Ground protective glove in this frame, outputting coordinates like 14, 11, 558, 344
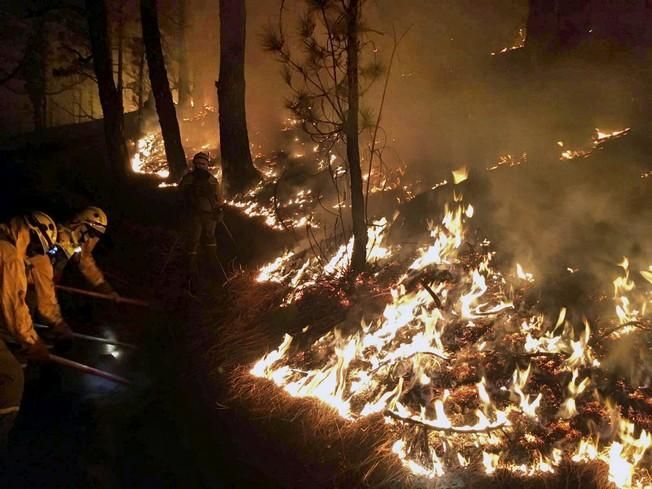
25, 339, 50, 363
51, 321, 74, 352
95, 281, 118, 298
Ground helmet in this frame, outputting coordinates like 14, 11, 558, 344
192, 152, 210, 171
24, 211, 58, 254
71, 206, 108, 235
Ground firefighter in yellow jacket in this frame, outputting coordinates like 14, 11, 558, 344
54, 207, 113, 294
28, 207, 113, 349
0, 212, 55, 452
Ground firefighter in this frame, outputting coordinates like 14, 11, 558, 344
0, 212, 55, 452
179, 152, 224, 290
52, 206, 115, 296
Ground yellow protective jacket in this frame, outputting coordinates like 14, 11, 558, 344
58, 226, 105, 287
78, 237, 105, 287
0, 218, 39, 346
28, 254, 64, 326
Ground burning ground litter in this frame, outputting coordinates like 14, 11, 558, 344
247, 178, 652, 488
130, 107, 652, 487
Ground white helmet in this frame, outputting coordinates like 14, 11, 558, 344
24, 211, 58, 254
71, 206, 108, 235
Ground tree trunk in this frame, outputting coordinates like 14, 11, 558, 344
116, 0, 124, 94
140, 0, 187, 181
345, 0, 367, 274
177, 0, 192, 112
24, 18, 47, 132
85, 0, 130, 182
136, 43, 146, 133
218, 0, 258, 196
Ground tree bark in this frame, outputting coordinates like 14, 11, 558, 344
218, 0, 258, 196
177, 0, 192, 111
141, 0, 187, 181
85, 0, 129, 182
345, 0, 367, 273
136, 42, 146, 133
116, 0, 124, 94
24, 18, 47, 132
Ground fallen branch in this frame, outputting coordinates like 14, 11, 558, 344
594, 320, 652, 343
419, 279, 442, 308
384, 409, 507, 434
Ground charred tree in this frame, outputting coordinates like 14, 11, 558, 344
85, 0, 130, 181
116, 0, 125, 94
131, 38, 147, 133
24, 17, 48, 131
345, 0, 367, 273
217, 0, 258, 196
140, 0, 187, 180
177, 0, 191, 111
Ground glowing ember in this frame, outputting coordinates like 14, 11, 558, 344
490, 27, 526, 56
487, 153, 527, 172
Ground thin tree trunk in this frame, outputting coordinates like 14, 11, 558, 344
117, 0, 124, 94
136, 44, 146, 132
25, 18, 47, 132
86, 0, 129, 182
177, 0, 191, 111
218, 0, 258, 196
346, 0, 367, 273
141, 0, 187, 180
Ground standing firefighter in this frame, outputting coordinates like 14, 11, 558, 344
179, 152, 224, 291
0, 213, 54, 452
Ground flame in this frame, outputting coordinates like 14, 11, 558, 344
595, 127, 630, 142
130, 132, 170, 178
560, 127, 631, 161
250, 188, 652, 486
608, 257, 649, 338
451, 166, 469, 185
516, 263, 534, 282
255, 219, 393, 303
